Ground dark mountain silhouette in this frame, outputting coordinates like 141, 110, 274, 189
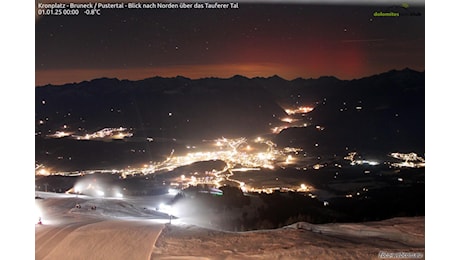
274, 68, 425, 156
36, 76, 286, 140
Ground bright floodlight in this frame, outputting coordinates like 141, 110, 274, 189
168, 188, 179, 195
159, 203, 174, 215
35, 203, 42, 224
96, 190, 105, 197
368, 161, 379, 166
37, 168, 50, 176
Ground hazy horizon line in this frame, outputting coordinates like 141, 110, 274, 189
36, 67, 423, 87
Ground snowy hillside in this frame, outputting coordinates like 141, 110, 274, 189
35, 192, 424, 259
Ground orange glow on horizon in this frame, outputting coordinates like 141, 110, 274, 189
35, 62, 362, 86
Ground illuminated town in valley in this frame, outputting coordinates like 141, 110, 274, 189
36, 104, 327, 195
36, 131, 425, 198
35, 70, 425, 214
46, 127, 133, 140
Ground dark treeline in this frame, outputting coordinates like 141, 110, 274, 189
174, 183, 424, 231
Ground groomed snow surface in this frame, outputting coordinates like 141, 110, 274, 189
35, 192, 424, 259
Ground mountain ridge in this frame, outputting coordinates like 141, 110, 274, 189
36, 68, 423, 88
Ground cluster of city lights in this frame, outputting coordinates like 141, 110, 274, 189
271, 126, 290, 134
47, 131, 72, 138
35, 164, 50, 176
281, 117, 297, 123
139, 137, 290, 176
167, 171, 226, 192
284, 106, 314, 115
240, 184, 313, 194
46, 127, 134, 140
344, 152, 379, 166
37, 137, 307, 194
270, 106, 314, 134
36, 139, 425, 197
390, 152, 425, 168
271, 122, 310, 134
74, 127, 133, 140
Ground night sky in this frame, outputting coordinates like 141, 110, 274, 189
35, 2, 424, 86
